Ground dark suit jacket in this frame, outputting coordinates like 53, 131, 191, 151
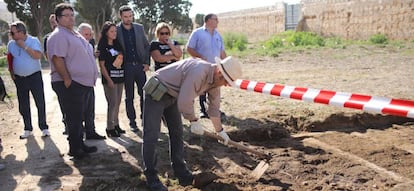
116, 22, 150, 65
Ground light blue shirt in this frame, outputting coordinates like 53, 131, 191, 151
7, 35, 42, 76
187, 25, 225, 63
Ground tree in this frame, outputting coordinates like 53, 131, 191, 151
75, 0, 129, 41
132, 0, 193, 40
5, 0, 64, 38
0, 19, 9, 46
194, 13, 205, 28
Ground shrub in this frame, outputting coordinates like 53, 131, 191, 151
369, 34, 388, 44
0, 56, 7, 73
0, 46, 7, 56
223, 33, 248, 51
286, 32, 325, 47
264, 36, 284, 49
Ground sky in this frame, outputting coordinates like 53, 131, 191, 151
189, 0, 300, 17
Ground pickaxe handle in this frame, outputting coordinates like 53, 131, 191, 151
203, 130, 269, 159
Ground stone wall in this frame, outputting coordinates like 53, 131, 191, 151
217, 3, 286, 43
216, 0, 414, 42
300, 0, 414, 40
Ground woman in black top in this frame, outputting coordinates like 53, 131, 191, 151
97, 21, 125, 137
150, 22, 182, 71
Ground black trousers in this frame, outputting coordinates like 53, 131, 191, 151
52, 81, 92, 152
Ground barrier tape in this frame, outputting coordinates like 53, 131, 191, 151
234, 79, 414, 119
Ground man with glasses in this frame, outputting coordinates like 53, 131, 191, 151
44, 13, 69, 134
47, 3, 99, 159
7, 21, 50, 139
186, 13, 227, 120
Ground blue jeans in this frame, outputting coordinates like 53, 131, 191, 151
13, 71, 48, 131
142, 93, 191, 178
124, 63, 146, 127
52, 81, 92, 151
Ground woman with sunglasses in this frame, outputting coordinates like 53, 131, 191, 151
150, 22, 182, 71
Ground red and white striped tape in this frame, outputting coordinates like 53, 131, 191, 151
234, 79, 414, 119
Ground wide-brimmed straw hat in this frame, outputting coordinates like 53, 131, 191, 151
215, 56, 242, 86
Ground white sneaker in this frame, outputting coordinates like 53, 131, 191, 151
19, 130, 33, 139
42, 129, 50, 137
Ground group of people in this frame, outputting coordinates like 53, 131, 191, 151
6, 3, 242, 190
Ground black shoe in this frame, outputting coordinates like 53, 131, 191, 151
199, 111, 209, 119
82, 144, 98, 153
85, 132, 106, 140
178, 175, 194, 186
192, 172, 219, 188
68, 149, 88, 159
114, 125, 125, 134
106, 129, 120, 137
146, 175, 167, 191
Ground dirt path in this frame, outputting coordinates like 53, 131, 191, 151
0, 43, 414, 190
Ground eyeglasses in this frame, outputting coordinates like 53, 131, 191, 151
61, 13, 74, 17
160, 32, 170, 36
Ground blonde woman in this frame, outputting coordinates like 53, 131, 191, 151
150, 22, 182, 71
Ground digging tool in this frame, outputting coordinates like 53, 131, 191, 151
202, 129, 270, 180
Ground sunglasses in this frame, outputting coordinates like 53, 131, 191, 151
160, 32, 170, 36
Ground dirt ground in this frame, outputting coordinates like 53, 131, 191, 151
0, 43, 414, 191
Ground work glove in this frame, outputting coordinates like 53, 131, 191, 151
217, 130, 230, 145
190, 121, 204, 135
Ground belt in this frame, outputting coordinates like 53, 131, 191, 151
14, 71, 40, 78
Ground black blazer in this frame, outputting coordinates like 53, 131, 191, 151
116, 22, 150, 65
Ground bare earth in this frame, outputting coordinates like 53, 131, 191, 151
1, 43, 414, 191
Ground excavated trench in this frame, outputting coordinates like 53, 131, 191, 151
227, 112, 414, 142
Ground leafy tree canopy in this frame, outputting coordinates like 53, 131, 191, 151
0, 19, 9, 45
132, 0, 193, 40
75, 0, 129, 40
5, 0, 64, 38
195, 13, 204, 28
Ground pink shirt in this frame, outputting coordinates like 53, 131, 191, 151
47, 26, 98, 87
155, 58, 221, 120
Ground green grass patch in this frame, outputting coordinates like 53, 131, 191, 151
226, 31, 412, 58
285, 31, 325, 47
369, 33, 388, 44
